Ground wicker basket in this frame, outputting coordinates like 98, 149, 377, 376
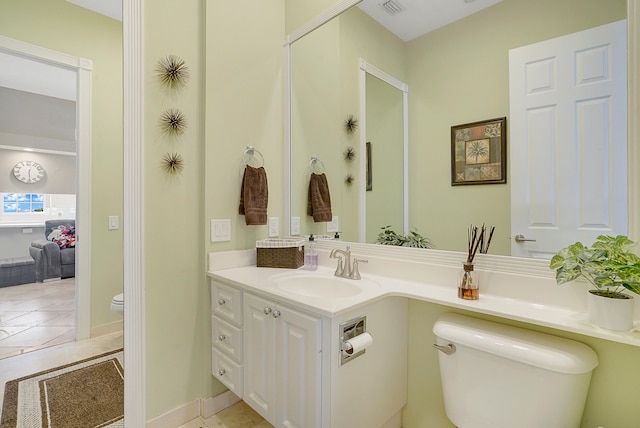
256, 238, 305, 269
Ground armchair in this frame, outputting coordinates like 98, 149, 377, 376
29, 219, 76, 282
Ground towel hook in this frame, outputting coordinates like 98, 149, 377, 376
309, 156, 326, 174
243, 146, 264, 168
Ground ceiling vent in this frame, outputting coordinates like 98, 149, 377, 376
379, 0, 405, 15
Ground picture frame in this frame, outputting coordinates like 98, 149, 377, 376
451, 117, 506, 185
366, 142, 372, 191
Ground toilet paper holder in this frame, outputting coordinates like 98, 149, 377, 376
340, 315, 367, 366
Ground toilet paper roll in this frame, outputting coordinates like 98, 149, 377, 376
344, 332, 373, 355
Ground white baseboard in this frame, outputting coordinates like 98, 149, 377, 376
145, 391, 241, 427
90, 319, 123, 338
146, 399, 201, 428
201, 390, 241, 419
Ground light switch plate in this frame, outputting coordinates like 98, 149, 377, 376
211, 219, 231, 242
108, 216, 119, 230
327, 216, 339, 233
268, 217, 279, 237
291, 217, 301, 235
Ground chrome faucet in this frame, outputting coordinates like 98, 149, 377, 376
330, 246, 368, 280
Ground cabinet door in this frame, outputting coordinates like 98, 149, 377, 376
243, 293, 276, 422
276, 305, 322, 428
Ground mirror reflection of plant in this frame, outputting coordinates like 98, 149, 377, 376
344, 147, 356, 162
374, 225, 435, 249
344, 115, 358, 134
550, 235, 640, 298
344, 174, 355, 186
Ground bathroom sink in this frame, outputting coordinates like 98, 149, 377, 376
272, 272, 379, 299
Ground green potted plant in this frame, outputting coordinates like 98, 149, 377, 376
374, 226, 435, 249
550, 235, 640, 331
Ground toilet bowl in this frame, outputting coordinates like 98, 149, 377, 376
433, 313, 599, 428
110, 293, 124, 314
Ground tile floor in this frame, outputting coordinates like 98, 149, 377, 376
0, 279, 269, 427
178, 400, 273, 428
0, 278, 75, 359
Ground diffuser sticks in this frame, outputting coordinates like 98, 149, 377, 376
460, 224, 495, 301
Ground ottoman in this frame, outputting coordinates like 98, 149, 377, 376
0, 257, 36, 288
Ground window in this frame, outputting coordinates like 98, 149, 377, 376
3, 193, 45, 213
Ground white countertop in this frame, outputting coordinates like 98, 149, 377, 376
208, 246, 640, 348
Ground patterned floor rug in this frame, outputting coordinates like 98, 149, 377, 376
0, 349, 123, 428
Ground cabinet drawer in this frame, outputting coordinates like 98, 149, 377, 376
212, 281, 243, 326
212, 348, 244, 397
212, 316, 243, 363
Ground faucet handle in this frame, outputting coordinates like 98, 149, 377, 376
334, 257, 344, 276
352, 258, 368, 280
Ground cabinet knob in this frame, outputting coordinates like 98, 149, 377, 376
218, 369, 226, 376
218, 335, 226, 342
273, 310, 281, 318
218, 299, 226, 306
264, 307, 272, 315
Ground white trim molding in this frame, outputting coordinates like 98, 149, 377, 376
123, 0, 145, 426
0, 35, 93, 342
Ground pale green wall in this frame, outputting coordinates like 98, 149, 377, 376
0, 0, 124, 328
144, 0, 214, 419
406, 0, 626, 255
204, 0, 285, 252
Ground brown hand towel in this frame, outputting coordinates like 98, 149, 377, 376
239, 165, 268, 225
307, 172, 332, 222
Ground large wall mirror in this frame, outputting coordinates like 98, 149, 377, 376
286, 0, 632, 258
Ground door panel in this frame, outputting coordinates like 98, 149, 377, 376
509, 20, 627, 257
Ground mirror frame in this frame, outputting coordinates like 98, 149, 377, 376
358, 59, 409, 241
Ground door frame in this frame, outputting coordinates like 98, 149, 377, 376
0, 35, 92, 340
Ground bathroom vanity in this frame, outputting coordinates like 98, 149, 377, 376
208, 241, 640, 428
210, 267, 408, 428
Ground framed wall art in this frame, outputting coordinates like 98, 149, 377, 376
451, 117, 506, 185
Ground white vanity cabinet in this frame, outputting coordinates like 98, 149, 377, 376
210, 275, 408, 428
211, 281, 244, 396
243, 292, 322, 428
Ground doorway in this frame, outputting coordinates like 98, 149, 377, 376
0, 36, 92, 346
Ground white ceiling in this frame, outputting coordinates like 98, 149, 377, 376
358, 0, 503, 41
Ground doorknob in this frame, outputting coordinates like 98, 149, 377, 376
514, 234, 537, 243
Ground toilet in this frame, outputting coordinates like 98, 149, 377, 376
110, 293, 124, 314
433, 313, 598, 428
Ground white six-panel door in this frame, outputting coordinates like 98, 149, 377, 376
509, 20, 627, 258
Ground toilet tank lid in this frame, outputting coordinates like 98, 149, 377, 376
433, 313, 599, 374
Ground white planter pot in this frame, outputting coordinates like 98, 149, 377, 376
587, 290, 635, 331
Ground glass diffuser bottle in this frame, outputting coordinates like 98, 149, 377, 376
458, 262, 479, 300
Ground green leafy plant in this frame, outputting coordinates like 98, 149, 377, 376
550, 235, 640, 298
374, 226, 435, 249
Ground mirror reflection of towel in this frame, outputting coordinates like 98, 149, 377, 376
307, 172, 332, 222
239, 165, 268, 225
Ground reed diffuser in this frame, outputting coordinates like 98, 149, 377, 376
458, 224, 495, 300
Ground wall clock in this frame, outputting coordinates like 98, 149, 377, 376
13, 160, 45, 184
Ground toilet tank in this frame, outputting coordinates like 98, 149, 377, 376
433, 313, 598, 428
